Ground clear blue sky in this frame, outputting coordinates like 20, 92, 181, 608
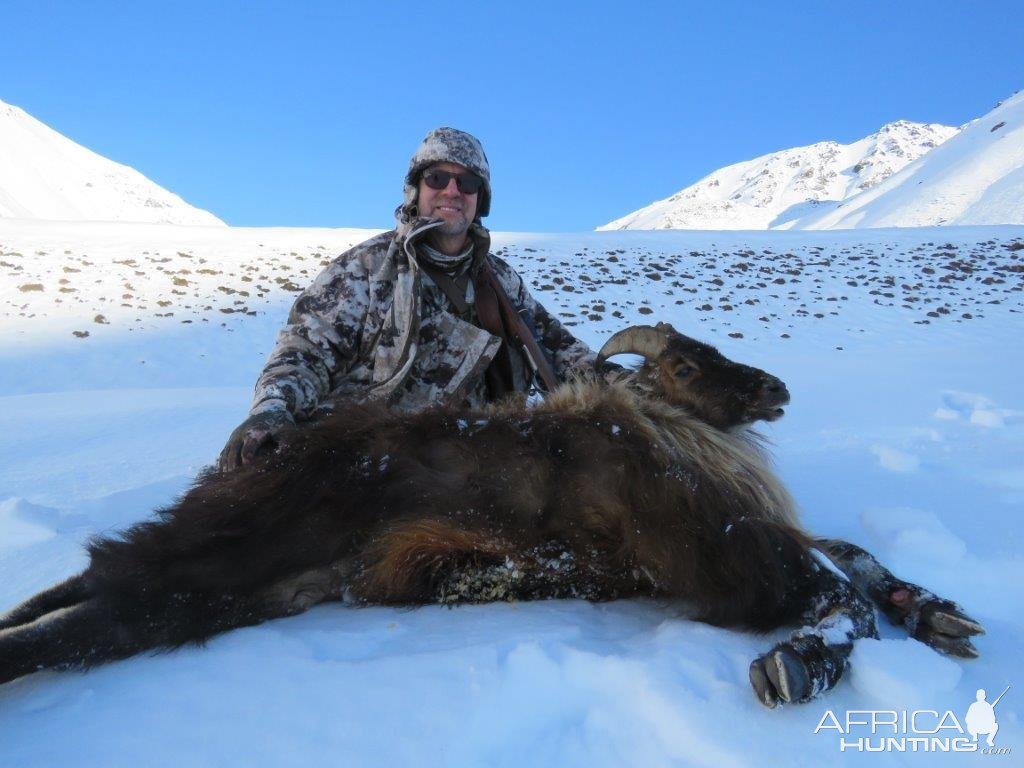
3, 1, 1021, 231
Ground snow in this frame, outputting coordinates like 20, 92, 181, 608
2, 220, 1023, 766
0, 99, 224, 226
602, 91, 1024, 232
809, 548, 850, 584
850, 638, 964, 709
796, 91, 1024, 230
598, 121, 956, 231
870, 445, 921, 473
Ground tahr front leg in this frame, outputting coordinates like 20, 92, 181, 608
817, 538, 984, 658
749, 552, 878, 708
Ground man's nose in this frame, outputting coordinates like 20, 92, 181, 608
440, 178, 461, 196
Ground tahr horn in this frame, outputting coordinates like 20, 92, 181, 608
595, 324, 674, 369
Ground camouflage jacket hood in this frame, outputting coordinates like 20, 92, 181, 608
249, 218, 593, 418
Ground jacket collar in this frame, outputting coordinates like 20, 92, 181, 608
396, 215, 491, 267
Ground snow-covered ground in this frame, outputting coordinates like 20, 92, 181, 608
1, 220, 1022, 766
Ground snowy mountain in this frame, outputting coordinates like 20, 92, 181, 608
792, 91, 1024, 229
598, 121, 957, 231
1, 219, 1023, 766
0, 98, 224, 226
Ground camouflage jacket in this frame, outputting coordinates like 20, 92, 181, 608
249, 218, 594, 419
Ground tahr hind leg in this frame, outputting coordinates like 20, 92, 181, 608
0, 574, 90, 632
0, 599, 149, 684
817, 538, 984, 657
749, 553, 878, 708
0, 565, 351, 687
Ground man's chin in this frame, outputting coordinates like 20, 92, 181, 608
431, 217, 471, 236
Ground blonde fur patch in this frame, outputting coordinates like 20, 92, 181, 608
517, 379, 800, 529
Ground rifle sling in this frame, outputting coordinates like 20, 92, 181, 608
419, 263, 472, 319
476, 261, 559, 393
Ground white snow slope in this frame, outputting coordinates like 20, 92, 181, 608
0, 99, 224, 226
793, 91, 1024, 230
598, 121, 957, 231
2, 220, 1023, 766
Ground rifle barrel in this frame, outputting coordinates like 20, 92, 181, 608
991, 684, 1011, 708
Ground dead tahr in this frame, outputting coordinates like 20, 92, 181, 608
0, 323, 983, 707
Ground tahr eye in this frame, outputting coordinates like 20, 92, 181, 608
674, 365, 694, 378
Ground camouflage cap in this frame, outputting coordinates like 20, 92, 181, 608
402, 127, 491, 219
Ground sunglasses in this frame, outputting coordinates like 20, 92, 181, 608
421, 168, 484, 195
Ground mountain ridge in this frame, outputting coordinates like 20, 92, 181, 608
793, 91, 1024, 229
0, 98, 224, 226
598, 120, 957, 231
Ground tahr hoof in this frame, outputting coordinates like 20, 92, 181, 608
749, 645, 812, 706
748, 657, 779, 708
915, 599, 985, 658
749, 635, 846, 707
888, 589, 985, 658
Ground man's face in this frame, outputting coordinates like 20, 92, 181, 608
417, 162, 478, 237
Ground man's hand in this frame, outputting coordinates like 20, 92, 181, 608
217, 410, 296, 472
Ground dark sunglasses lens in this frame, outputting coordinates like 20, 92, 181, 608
422, 169, 483, 194
423, 170, 450, 190
456, 174, 483, 194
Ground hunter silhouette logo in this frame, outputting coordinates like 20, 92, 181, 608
965, 686, 1009, 747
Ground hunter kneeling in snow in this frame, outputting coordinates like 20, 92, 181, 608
219, 127, 601, 471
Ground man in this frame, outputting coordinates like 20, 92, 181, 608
218, 127, 596, 470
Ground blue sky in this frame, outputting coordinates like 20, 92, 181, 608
3, 1, 1021, 231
